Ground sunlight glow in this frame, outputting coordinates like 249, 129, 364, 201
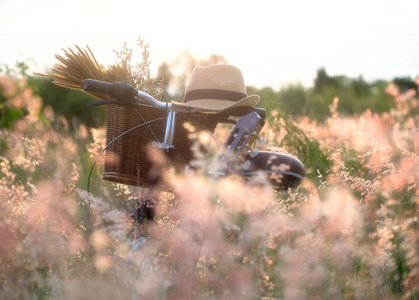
1, 0, 418, 88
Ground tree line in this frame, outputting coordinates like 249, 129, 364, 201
156, 53, 418, 121
1, 55, 418, 129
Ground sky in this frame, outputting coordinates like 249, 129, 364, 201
1, 0, 418, 89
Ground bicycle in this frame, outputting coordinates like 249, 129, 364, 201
82, 76, 305, 225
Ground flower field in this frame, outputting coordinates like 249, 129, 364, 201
1, 72, 419, 299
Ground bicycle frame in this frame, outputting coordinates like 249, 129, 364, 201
136, 91, 212, 150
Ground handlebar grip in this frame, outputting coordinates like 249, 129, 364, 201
83, 79, 116, 97
83, 80, 137, 106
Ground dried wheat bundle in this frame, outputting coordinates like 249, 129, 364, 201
37, 45, 131, 100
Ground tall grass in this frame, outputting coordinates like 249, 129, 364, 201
1, 67, 419, 299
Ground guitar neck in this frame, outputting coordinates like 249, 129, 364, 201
216, 111, 265, 174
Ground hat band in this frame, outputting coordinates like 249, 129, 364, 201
184, 89, 247, 103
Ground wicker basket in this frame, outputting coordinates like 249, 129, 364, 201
102, 104, 219, 186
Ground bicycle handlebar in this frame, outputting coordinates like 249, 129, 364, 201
83, 79, 270, 167
83, 79, 266, 118
83, 79, 170, 109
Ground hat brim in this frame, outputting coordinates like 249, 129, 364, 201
171, 95, 260, 112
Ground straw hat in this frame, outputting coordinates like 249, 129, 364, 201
171, 64, 260, 112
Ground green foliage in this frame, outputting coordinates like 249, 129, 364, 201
278, 84, 307, 115
245, 68, 396, 121
0, 97, 25, 129
267, 108, 332, 182
309, 69, 394, 120
0, 60, 30, 78
1, 61, 106, 130
247, 86, 278, 111
0, 61, 30, 129
27, 76, 106, 130
393, 76, 418, 91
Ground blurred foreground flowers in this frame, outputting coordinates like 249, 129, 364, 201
1, 74, 419, 299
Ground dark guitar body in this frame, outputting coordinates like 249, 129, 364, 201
241, 151, 305, 190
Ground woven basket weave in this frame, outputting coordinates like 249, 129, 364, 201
102, 104, 219, 186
